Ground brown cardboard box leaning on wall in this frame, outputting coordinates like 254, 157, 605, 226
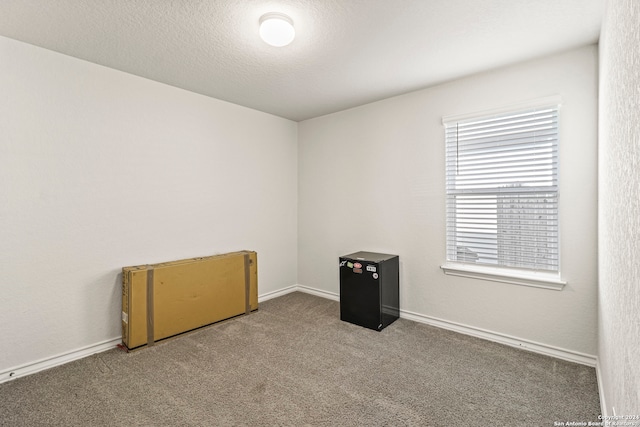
121, 250, 258, 350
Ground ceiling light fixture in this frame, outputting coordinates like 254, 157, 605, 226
259, 12, 295, 47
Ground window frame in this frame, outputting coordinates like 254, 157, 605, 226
440, 96, 566, 290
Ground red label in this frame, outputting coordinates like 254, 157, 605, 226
353, 263, 362, 269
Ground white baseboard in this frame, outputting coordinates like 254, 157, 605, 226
0, 337, 122, 384
1, 286, 303, 384
399, 308, 597, 367
286, 284, 597, 367
596, 359, 608, 417
295, 285, 340, 301
260, 284, 339, 302
0, 283, 597, 385
0, 286, 299, 384
258, 285, 300, 302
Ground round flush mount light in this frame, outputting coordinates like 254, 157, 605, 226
259, 12, 295, 47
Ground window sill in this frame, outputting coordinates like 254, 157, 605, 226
440, 263, 566, 291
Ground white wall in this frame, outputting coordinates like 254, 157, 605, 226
0, 36, 298, 373
298, 45, 598, 358
0, 33, 603, 380
598, 0, 640, 415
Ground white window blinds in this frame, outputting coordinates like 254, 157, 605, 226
444, 104, 559, 272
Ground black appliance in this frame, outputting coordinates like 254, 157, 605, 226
339, 251, 399, 331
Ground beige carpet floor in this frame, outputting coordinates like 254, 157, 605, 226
0, 291, 601, 426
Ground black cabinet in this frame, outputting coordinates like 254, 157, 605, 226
339, 251, 399, 331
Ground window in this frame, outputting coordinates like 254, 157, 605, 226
442, 99, 564, 289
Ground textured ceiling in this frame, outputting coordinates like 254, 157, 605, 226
0, 0, 604, 121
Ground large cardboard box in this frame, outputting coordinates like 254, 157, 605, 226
122, 251, 258, 350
